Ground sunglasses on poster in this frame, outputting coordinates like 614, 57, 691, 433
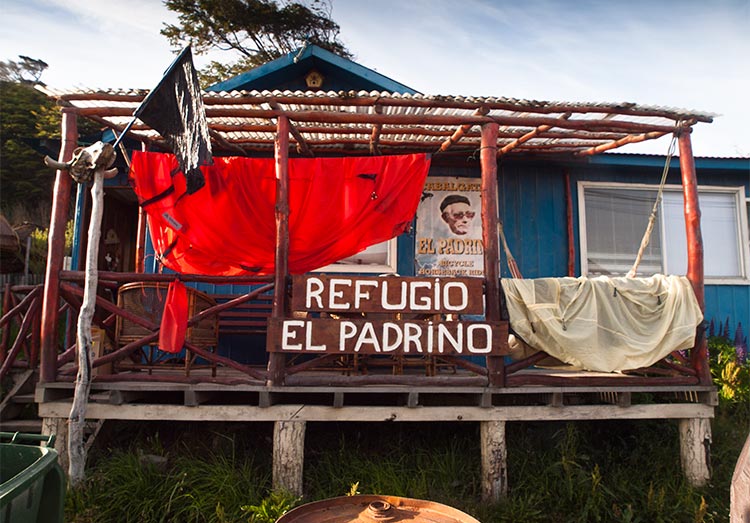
443, 211, 476, 220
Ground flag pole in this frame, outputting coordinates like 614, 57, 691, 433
112, 47, 192, 150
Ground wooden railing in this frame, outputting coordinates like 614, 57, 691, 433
0, 283, 44, 381
2, 270, 707, 389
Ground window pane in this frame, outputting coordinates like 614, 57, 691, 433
663, 192, 741, 277
583, 188, 661, 275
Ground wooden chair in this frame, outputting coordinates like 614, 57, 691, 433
114, 282, 219, 376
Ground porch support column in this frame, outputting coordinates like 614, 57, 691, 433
480, 122, 504, 387
40, 108, 77, 383
273, 420, 306, 497
678, 128, 710, 385
134, 143, 148, 273
268, 115, 290, 386
679, 418, 711, 487
480, 420, 508, 501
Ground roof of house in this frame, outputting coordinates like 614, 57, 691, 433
207, 44, 418, 94
40, 86, 715, 159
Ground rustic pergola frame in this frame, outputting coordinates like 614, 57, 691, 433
33, 88, 713, 388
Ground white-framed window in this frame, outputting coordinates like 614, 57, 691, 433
578, 182, 749, 283
313, 239, 398, 274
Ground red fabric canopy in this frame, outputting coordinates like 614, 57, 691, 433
129, 151, 431, 276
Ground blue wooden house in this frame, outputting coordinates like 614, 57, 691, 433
4, 44, 747, 498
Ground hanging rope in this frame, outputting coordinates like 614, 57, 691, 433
498, 221, 523, 278
626, 125, 680, 278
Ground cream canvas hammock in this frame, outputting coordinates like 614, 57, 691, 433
499, 131, 703, 372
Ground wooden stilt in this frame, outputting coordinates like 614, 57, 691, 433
480, 122, 505, 387
480, 420, 508, 501
272, 420, 306, 496
40, 108, 77, 383
268, 116, 290, 386
731, 432, 750, 522
679, 418, 711, 487
42, 417, 69, 474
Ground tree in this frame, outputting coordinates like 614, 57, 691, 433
0, 56, 49, 84
0, 57, 98, 224
162, 0, 352, 85
0, 77, 59, 220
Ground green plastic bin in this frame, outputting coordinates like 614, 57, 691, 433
0, 432, 65, 523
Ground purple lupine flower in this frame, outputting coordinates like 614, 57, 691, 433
734, 323, 747, 364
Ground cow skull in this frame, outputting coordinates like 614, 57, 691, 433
45, 141, 118, 183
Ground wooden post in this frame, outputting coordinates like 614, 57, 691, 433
481, 122, 504, 387
135, 143, 148, 273
678, 128, 710, 385
68, 168, 106, 487
564, 170, 576, 277
42, 417, 69, 474
272, 420, 306, 496
678, 418, 711, 487
731, 431, 750, 522
267, 115, 290, 386
480, 420, 508, 501
40, 108, 77, 383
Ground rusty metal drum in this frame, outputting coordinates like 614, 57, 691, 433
276, 495, 481, 523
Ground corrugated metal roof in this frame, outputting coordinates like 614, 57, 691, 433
38, 87, 715, 158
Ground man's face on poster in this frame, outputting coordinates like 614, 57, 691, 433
442, 200, 475, 235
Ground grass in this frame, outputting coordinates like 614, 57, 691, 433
64, 408, 747, 523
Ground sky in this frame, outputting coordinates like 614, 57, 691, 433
2, 0, 749, 158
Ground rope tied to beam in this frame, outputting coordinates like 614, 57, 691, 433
626, 123, 681, 278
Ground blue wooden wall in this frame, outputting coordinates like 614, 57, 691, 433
144, 156, 749, 347
425, 157, 749, 338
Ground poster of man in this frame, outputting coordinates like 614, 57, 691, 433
415, 177, 484, 277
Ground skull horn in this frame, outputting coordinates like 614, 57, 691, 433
103, 167, 119, 179
44, 156, 70, 171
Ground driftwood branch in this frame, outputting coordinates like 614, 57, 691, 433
68, 169, 105, 487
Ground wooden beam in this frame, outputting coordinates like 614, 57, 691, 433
202, 123, 629, 142
439, 106, 490, 152
268, 101, 313, 156
208, 129, 247, 156
60, 270, 273, 284
498, 113, 571, 156
369, 105, 383, 155
76, 106, 683, 135
58, 91, 713, 123
575, 130, 669, 156
38, 401, 715, 423
40, 108, 77, 383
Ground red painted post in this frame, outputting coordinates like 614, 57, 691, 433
481, 122, 505, 387
267, 115, 290, 385
40, 108, 78, 383
564, 170, 576, 276
678, 127, 710, 385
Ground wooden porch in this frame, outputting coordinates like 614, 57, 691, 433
1, 89, 718, 499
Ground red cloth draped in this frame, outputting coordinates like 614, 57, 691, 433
129, 151, 431, 275
159, 279, 188, 353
